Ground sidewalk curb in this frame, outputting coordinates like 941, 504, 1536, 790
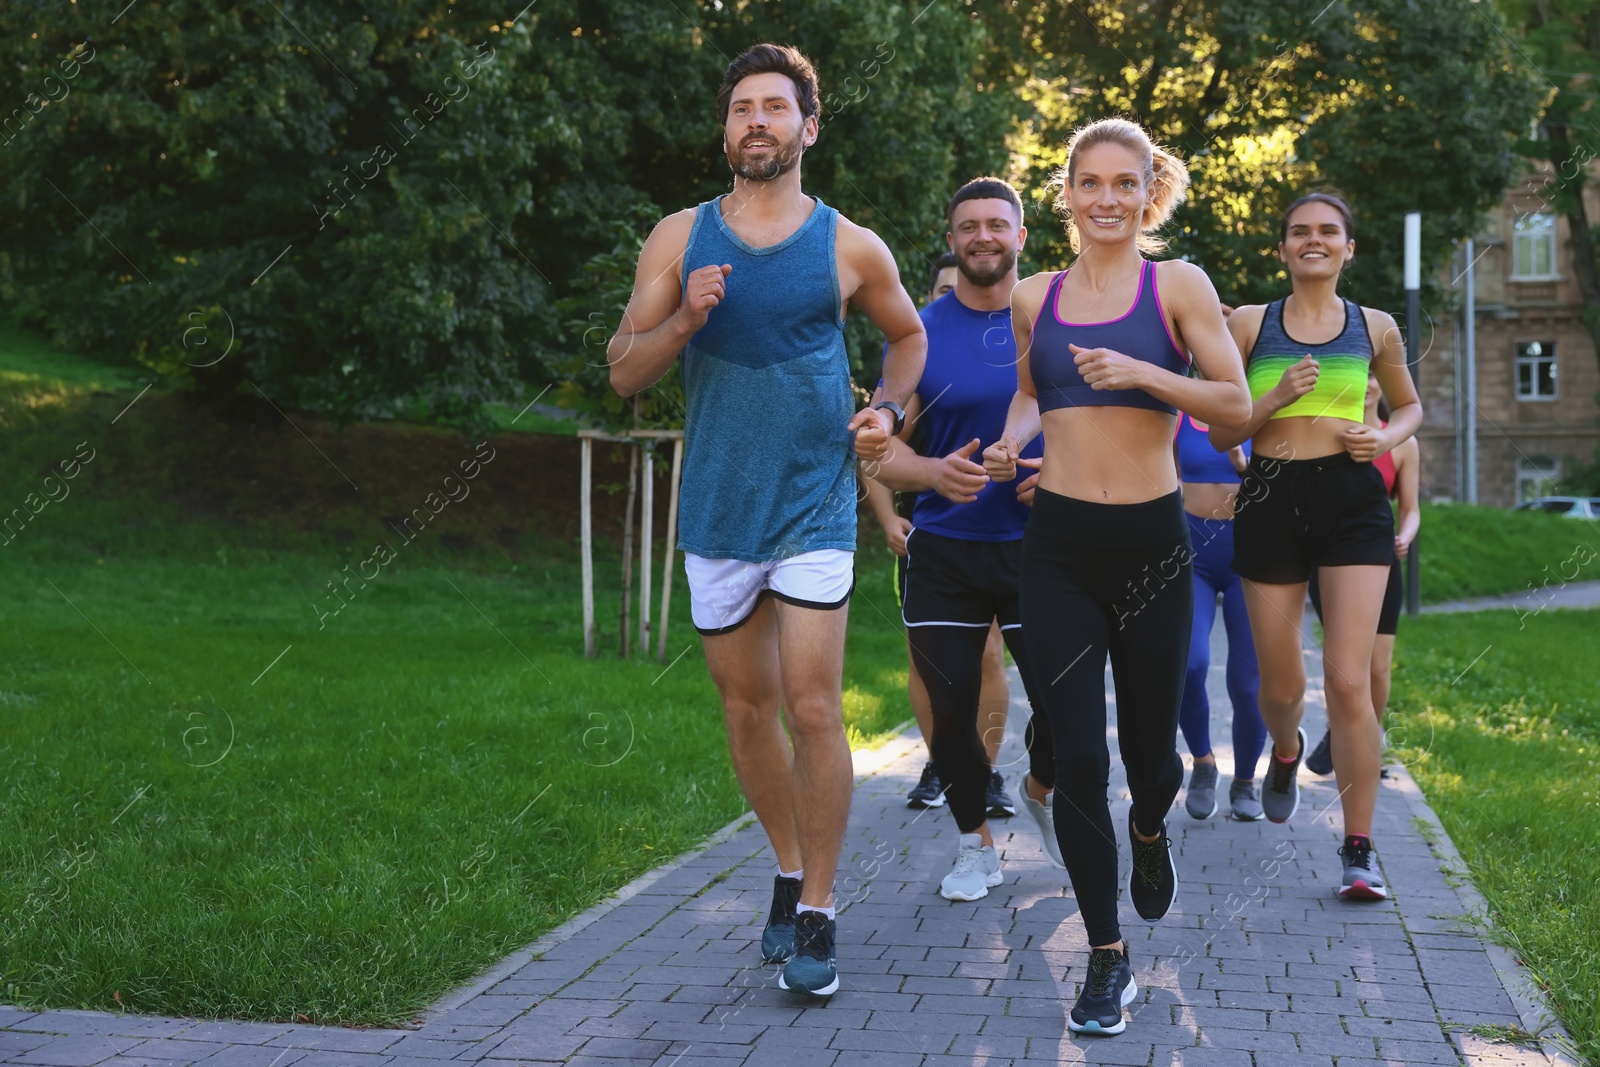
1386, 763, 1582, 1066
425, 722, 926, 1019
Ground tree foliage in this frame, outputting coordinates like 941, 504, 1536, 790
985, 0, 1541, 315
0, 1, 1543, 431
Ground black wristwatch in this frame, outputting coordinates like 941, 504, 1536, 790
873, 400, 906, 436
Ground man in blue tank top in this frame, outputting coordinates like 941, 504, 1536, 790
865, 178, 1061, 903
607, 43, 927, 998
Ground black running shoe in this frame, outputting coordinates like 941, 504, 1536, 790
986, 771, 1016, 817
1262, 727, 1306, 824
1068, 946, 1137, 1035
1336, 835, 1389, 901
1306, 728, 1334, 776
760, 875, 802, 962
1127, 809, 1177, 923
907, 761, 946, 808
778, 910, 839, 996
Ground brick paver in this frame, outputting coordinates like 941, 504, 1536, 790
2, 615, 1581, 1065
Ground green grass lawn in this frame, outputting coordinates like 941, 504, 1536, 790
1416, 502, 1598, 604
0, 533, 913, 1024
1389, 610, 1600, 1064
0, 336, 916, 1024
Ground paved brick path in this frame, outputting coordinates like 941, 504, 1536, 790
0, 618, 1580, 1066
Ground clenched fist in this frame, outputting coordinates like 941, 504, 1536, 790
676, 263, 732, 332
1268, 355, 1319, 409
849, 407, 895, 462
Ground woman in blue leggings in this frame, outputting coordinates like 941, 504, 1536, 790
1175, 413, 1268, 821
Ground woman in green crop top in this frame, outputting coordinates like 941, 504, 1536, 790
1210, 192, 1421, 901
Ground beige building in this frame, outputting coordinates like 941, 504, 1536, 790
1418, 160, 1600, 506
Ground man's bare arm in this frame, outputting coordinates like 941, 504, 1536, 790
838, 220, 926, 414
608, 210, 711, 398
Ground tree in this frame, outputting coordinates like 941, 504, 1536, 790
1499, 0, 1600, 369
0, 2, 576, 428
980, 0, 1541, 315
0, 1, 1543, 431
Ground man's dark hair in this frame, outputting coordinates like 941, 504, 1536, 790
716, 44, 820, 124
946, 177, 1024, 230
928, 251, 958, 293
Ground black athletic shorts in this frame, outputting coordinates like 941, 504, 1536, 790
1232, 451, 1394, 584
1309, 557, 1403, 636
901, 528, 1023, 629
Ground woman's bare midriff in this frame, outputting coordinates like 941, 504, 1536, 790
1036, 406, 1179, 504
1181, 481, 1238, 521
1250, 416, 1361, 465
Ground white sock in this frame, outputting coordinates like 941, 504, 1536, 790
796, 903, 836, 921
778, 867, 803, 881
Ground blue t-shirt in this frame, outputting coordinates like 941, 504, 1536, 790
893, 292, 1042, 542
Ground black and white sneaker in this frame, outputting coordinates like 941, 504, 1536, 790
1306, 728, 1334, 776
1068, 946, 1137, 1035
1262, 728, 1306, 824
986, 771, 1016, 817
1337, 834, 1388, 900
907, 761, 946, 808
760, 874, 802, 962
1127, 809, 1177, 923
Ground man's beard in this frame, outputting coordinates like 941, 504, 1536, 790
957, 246, 1017, 288
726, 135, 803, 182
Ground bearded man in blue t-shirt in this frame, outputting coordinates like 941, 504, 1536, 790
867, 178, 1063, 902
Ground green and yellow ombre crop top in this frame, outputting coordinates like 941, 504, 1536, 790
1246, 298, 1372, 423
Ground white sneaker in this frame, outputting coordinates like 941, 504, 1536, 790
939, 832, 1002, 901
1019, 779, 1067, 869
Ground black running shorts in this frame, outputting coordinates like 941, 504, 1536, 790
1309, 557, 1403, 636
901, 528, 1023, 630
1232, 451, 1394, 585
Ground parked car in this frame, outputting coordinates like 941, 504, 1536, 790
1514, 496, 1600, 519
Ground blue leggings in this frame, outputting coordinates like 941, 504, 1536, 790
1180, 511, 1267, 781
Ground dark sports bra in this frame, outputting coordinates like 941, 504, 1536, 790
1029, 259, 1191, 416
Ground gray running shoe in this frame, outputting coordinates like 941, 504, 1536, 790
939, 833, 1002, 901
1262, 728, 1306, 824
1336, 834, 1389, 900
1185, 762, 1219, 820
1229, 778, 1265, 821
1018, 779, 1067, 869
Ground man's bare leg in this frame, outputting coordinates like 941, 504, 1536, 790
701, 597, 801, 873
774, 598, 853, 909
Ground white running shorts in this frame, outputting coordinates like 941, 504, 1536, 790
684, 549, 855, 635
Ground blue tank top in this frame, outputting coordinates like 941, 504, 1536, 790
677, 197, 856, 562
1175, 413, 1248, 485
888, 293, 1043, 542
1029, 259, 1190, 415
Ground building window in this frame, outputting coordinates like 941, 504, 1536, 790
1516, 341, 1558, 400
1517, 456, 1561, 503
1511, 212, 1557, 279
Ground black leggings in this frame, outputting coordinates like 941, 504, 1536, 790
1020, 489, 1192, 948
907, 625, 1054, 833
903, 532, 1054, 834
